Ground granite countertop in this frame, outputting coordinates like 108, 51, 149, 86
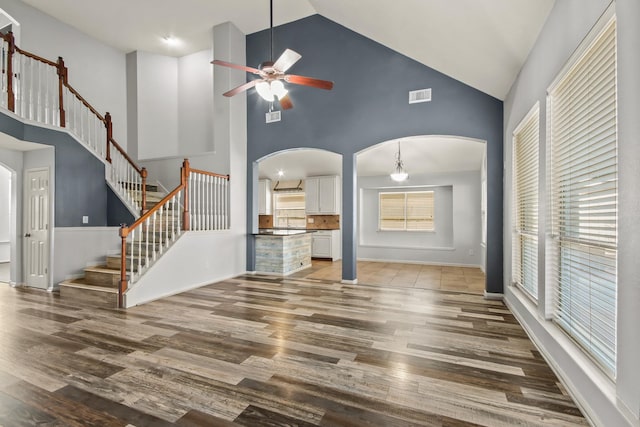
254, 229, 316, 236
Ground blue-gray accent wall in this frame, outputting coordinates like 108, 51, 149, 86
0, 111, 133, 227
245, 15, 504, 292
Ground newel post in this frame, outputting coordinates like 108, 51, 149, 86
105, 112, 113, 162
182, 158, 190, 231
141, 167, 148, 214
56, 56, 67, 127
5, 32, 15, 112
118, 224, 128, 308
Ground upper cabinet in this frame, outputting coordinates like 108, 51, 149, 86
305, 176, 340, 214
258, 179, 272, 215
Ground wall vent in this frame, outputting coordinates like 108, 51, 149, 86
409, 88, 432, 104
265, 110, 281, 123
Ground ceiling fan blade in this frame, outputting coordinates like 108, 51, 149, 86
273, 49, 302, 73
285, 74, 334, 90
279, 94, 293, 110
212, 59, 261, 75
223, 79, 259, 97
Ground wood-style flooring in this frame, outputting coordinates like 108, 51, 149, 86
0, 269, 587, 426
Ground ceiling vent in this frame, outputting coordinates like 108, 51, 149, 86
409, 88, 432, 104
265, 110, 281, 123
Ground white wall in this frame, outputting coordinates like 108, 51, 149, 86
179, 50, 214, 155
52, 227, 121, 285
134, 52, 179, 160
126, 21, 247, 308
358, 171, 481, 266
0, 0, 127, 145
503, 1, 640, 425
0, 164, 12, 262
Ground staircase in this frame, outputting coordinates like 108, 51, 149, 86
59, 184, 169, 308
1, 32, 231, 308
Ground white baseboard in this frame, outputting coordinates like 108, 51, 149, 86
483, 291, 504, 300
341, 278, 358, 284
357, 257, 481, 269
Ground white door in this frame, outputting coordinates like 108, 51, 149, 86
24, 169, 49, 289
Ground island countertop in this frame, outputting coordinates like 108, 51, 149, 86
254, 229, 316, 236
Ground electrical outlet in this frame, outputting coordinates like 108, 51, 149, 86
468, 249, 474, 256
82, 216, 89, 224
308, 218, 314, 223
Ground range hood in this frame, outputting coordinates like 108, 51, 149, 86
273, 180, 303, 192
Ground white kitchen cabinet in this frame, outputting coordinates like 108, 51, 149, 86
305, 176, 340, 214
258, 179, 272, 215
311, 230, 341, 261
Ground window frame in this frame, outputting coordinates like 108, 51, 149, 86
378, 190, 435, 232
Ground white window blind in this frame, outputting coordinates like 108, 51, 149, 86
379, 191, 434, 231
547, 14, 617, 376
512, 104, 539, 300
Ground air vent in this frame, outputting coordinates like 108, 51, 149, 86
265, 110, 281, 123
409, 88, 432, 104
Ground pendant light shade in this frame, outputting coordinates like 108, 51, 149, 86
390, 141, 409, 182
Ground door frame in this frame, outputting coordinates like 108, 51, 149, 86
23, 167, 53, 290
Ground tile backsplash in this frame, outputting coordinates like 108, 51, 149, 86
306, 215, 340, 230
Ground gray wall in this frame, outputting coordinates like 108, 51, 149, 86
503, 0, 640, 425
0, 164, 10, 262
0, 112, 131, 227
245, 15, 503, 290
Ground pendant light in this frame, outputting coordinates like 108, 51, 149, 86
390, 141, 409, 182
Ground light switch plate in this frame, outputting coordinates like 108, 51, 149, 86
82, 216, 89, 224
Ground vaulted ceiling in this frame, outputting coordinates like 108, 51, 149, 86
19, 0, 554, 100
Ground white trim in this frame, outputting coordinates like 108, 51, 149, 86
359, 244, 455, 251
341, 278, 358, 284
483, 291, 503, 301
356, 258, 481, 269
53, 226, 121, 233
512, 101, 540, 136
547, 3, 616, 94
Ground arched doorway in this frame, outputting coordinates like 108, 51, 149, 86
355, 135, 487, 293
0, 162, 13, 284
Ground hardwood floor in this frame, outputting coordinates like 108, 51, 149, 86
0, 271, 587, 426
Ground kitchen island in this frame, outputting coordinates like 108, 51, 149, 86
253, 230, 314, 275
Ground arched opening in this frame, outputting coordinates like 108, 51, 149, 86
249, 148, 343, 275
0, 7, 21, 45
355, 135, 487, 293
0, 162, 13, 284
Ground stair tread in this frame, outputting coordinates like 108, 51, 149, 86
84, 265, 120, 275
59, 280, 118, 293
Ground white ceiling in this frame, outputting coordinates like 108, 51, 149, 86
258, 136, 485, 180
0, 132, 47, 152
19, 0, 555, 99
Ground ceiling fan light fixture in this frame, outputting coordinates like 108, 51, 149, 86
390, 141, 409, 182
271, 80, 288, 99
255, 81, 274, 101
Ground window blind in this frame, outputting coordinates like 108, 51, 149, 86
512, 104, 539, 300
547, 15, 617, 376
379, 191, 434, 231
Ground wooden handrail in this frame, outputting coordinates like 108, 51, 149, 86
108, 136, 143, 174
63, 82, 105, 122
189, 168, 230, 180
14, 46, 58, 67
120, 182, 185, 238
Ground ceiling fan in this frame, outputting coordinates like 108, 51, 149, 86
211, 0, 333, 110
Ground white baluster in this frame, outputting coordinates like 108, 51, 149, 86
152, 210, 157, 261
130, 229, 136, 283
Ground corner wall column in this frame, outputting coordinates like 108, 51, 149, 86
342, 153, 357, 282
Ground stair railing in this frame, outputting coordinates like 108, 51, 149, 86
118, 159, 230, 307
0, 31, 147, 214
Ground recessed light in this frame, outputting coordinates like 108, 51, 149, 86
277, 170, 285, 177
162, 36, 179, 46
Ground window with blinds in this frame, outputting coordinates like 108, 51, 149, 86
512, 104, 539, 300
546, 13, 617, 376
379, 191, 434, 231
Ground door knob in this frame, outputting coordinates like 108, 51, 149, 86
24, 233, 31, 237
